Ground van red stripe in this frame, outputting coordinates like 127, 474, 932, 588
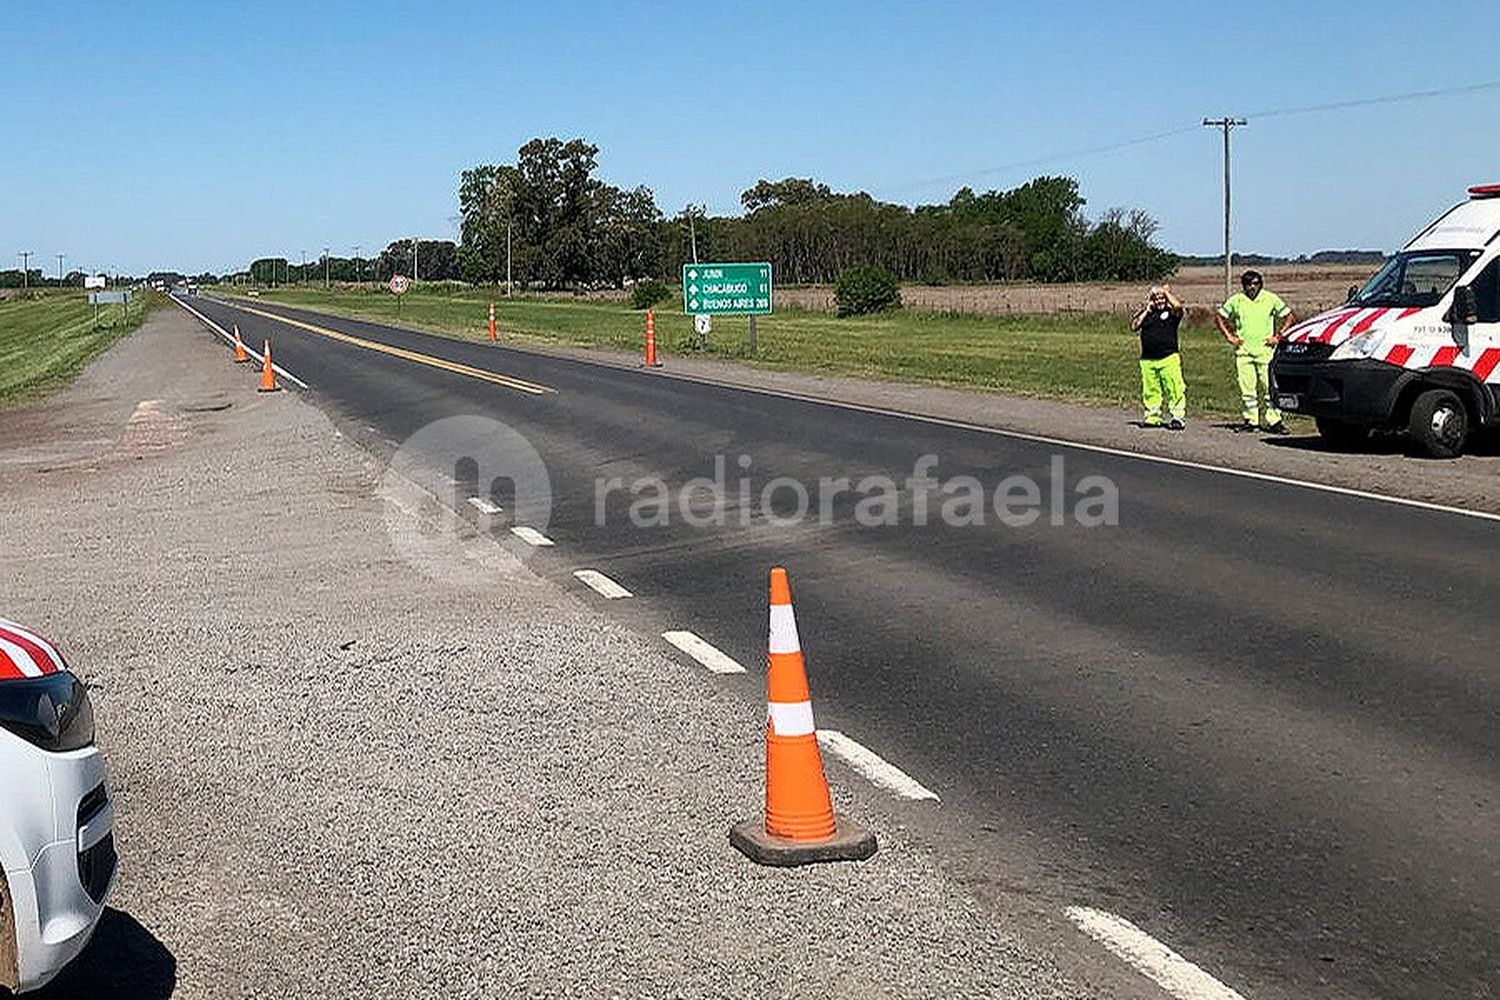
1397, 307, 1422, 320
0, 625, 60, 675
1317, 310, 1362, 343
1348, 307, 1390, 335
0, 649, 24, 680
1430, 346, 1461, 368
1384, 344, 1415, 366
1471, 348, 1500, 382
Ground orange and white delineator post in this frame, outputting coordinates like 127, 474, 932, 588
642, 309, 662, 367
257, 340, 280, 393
729, 567, 877, 866
232, 324, 250, 363
488, 302, 497, 342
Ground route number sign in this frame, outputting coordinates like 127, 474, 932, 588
389, 274, 410, 295
682, 262, 772, 316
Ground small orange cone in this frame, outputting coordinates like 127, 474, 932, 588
257, 340, 280, 393
642, 309, 663, 367
232, 324, 250, 363
488, 301, 497, 342
729, 567, 877, 866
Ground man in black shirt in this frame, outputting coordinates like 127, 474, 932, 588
1130, 284, 1187, 430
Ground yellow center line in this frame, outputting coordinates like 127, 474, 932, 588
231, 302, 556, 396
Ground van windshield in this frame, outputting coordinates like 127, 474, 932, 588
1349, 250, 1480, 308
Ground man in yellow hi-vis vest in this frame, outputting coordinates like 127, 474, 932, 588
1215, 269, 1295, 433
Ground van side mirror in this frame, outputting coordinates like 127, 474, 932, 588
1451, 284, 1479, 325
1346, 284, 1360, 303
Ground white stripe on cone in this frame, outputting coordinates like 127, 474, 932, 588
769, 700, 816, 737
768, 604, 801, 654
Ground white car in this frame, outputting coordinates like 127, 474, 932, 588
0, 619, 115, 994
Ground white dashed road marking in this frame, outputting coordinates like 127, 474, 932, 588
510, 526, 554, 547
662, 631, 747, 674
573, 569, 632, 599
816, 729, 940, 801
467, 497, 503, 515
1065, 906, 1248, 1000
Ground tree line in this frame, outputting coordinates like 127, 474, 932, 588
233, 135, 1176, 290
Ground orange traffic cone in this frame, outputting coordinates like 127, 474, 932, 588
257, 340, 280, 392
642, 309, 663, 367
232, 324, 250, 363
729, 567, 877, 866
488, 301, 497, 342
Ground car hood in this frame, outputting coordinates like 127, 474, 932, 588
0, 618, 69, 680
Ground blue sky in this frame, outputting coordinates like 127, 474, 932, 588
5, 0, 1498, 275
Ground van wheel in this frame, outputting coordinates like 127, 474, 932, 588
1407, 388, 1469, 458
1314, 416, 1371, 450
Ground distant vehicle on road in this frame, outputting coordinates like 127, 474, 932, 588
1272, 184, 1500, 456
0, 619, 115, 994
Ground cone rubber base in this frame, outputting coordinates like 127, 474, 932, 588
641, 361, 663, 368
257, 384, 282, 393
729, 816, 877, 867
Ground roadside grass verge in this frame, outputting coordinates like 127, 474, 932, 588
0, 290, 158, 408
217, 285, 1253, 417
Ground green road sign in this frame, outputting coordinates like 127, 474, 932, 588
682, 262, 772, 315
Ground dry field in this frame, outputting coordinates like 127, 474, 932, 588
777, 264, 1378, 320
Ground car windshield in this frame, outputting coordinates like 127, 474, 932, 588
1350, 250, 1479, 308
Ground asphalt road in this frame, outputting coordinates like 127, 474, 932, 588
182, 294, 1499, 1000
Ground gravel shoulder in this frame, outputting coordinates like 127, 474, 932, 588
501, 338, 1500, 516
0, 308, 1117, 997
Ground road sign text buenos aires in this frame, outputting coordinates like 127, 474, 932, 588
683, 262, 772, 315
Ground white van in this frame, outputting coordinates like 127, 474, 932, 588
1270, 184, 1500, 457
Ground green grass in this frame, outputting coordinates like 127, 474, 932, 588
219, 284, 1251, 417
0, 289, 158, 408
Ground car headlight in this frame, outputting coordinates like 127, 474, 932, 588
1331, 329, 1383, 360
0, 672, 95, 752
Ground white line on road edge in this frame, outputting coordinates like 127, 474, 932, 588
170, 295, 310, 388
510, 526, 554, 547
816, 729, 940, 801
1065, 907, 1248, 1000
467, 497, 503, 515
662, 631, 747, 674
573, 569, 632, 599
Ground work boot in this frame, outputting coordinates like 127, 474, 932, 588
1168, 418, 1185, 431
1233, 421, 1257, 433
1264, 421, 1289, 435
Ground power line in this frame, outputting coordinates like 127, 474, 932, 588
1247, 79, 1500, 120
882, 78, 1500, 198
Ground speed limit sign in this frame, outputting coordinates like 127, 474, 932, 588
388, 274, 410, 295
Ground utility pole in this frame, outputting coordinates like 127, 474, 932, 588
18, 252, 31, 290
323, 246, 330, 289
506, 221, 513, 297
352, 244, 361, 288
55, 253, 65, 283
300, 249, 308, 285
412, 236, 419, 282
1203, 117, 1247, 301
